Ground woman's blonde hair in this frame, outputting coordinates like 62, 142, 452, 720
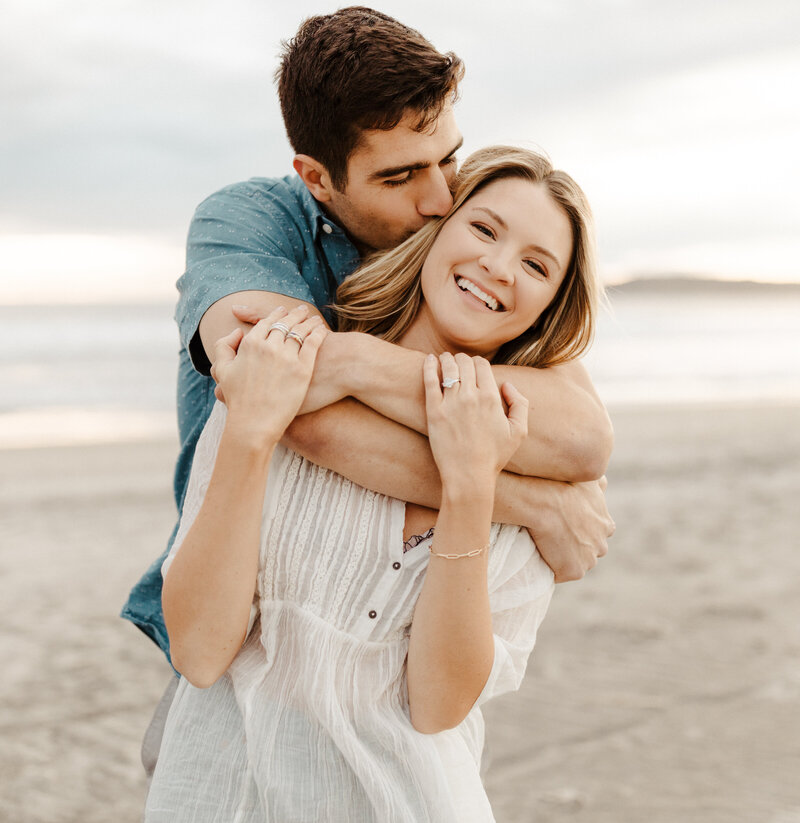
335, 145, 599, 367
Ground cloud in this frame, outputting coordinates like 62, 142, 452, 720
1, 0, 798, 288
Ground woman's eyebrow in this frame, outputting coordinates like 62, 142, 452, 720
472, 206, 508, 230
471, 206, 562, 269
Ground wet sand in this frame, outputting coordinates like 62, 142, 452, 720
1, 402, 799, 822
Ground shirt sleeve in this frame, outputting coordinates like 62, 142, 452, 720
474, 527, 555, 707
175, 182, 318, 375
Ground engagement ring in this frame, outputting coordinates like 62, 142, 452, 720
441, 377, 461, 389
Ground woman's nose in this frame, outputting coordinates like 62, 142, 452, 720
480, 252, 514, 285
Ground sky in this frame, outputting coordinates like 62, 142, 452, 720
2, 0, 799, 303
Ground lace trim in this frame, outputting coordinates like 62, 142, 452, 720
402, 527, 434, 554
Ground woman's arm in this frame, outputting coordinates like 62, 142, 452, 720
232, 308, 612, 482
163, 306, 326, 687
406, 353, 528, 733
228, 304, 614, 581
302, 331, 612, 482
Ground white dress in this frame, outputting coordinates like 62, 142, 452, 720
145, 402, 554, 823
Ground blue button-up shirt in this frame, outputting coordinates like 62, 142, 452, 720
121, 174, 360, 660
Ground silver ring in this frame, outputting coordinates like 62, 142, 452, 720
441, 376, 461, 389
268, 321, 291, 338
286, 330, 305, 346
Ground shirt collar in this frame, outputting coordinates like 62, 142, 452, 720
289, 174, 344, 243
289, 174, 360, 284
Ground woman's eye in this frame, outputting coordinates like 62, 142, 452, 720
473, 223, 494, 239
525, 260, 547, 277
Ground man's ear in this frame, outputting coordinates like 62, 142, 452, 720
293, 155, 336, 203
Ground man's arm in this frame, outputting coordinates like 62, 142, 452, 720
285, 399, 613, 582
203, 293, 613, 580
297, 330, 612, 482
229, 306, 613, 482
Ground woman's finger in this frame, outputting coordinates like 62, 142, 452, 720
264, 303, 309, 343
453, 352, 476, 391
501, 381, 530, 439
285, 315, 325, 350
296, 324, 328, 369
438, 351, 461, 392
423, 354, 443, 413
231, 304, 267, 325
473, 356, 496, 392
213, 327, 244, 368
249, 306, 289, 340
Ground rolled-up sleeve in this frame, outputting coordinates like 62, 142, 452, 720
175, 183, 318, 374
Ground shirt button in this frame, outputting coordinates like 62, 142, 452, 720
322, 223, 333, 234
392, 562, 401, 570
368, 610, 377, 619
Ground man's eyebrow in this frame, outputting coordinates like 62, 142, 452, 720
369, 137, 464, 181
472, 206, 563, 269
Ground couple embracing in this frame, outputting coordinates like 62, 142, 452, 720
125, 7, 615, 821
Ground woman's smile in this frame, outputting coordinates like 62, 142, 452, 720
402, 176, 573, 357
453, 275, 505, 312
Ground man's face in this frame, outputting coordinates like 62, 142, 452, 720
325, 106, 463, 253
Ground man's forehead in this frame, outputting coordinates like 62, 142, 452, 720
350, 107, 462, 175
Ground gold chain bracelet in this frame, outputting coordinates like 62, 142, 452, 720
429, 542, 489, 560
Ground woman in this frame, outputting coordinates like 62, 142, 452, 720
145, 146, 599, 822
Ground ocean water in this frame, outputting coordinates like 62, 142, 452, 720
583, 284, 800, 406
2, 284, 799, 448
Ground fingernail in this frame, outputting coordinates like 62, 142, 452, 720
426, 353, 435, 362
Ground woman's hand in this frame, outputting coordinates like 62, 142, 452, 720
211, 305, 327, 449
422, 352, 529, 493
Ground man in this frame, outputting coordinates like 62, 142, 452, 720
123, 5, 614, 775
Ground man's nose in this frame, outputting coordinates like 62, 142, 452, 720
416, 168, 454, 217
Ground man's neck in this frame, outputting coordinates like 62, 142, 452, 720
318, 202, 373, 257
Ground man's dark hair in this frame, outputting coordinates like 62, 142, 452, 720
276, 6, 464, 190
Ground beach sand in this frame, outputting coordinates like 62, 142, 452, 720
1, 402, 799, 822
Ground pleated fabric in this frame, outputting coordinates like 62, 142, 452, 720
146, 402, 554, 822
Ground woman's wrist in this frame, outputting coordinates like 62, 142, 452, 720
440, 479, 496, 519
222, 411, 281, 457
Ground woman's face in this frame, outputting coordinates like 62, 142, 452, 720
413, 177, 573, 358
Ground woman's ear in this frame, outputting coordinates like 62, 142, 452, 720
293, 155, 335, 203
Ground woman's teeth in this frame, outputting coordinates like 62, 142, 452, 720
456, 277, 502, 311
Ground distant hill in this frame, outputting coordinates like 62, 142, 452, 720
605, 276, 800, 296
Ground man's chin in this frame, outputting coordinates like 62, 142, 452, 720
363, 224, 427, 253
394, 224, 428, 248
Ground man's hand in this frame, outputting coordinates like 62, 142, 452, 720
528, 476, 614, 582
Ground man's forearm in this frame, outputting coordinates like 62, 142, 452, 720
284, 398, 554, 525
284, 399, 613, 582
329, 333, 612, 482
